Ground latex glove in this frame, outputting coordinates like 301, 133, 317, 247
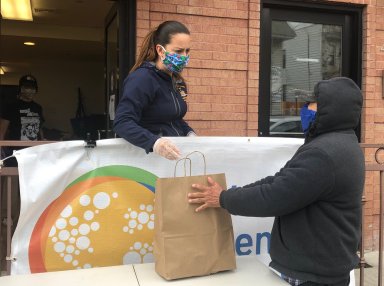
153, 138, 181, 160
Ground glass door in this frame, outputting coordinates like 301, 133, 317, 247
105, 13, 119, 139
259, 4, 362, 138
103, 1, 136, 139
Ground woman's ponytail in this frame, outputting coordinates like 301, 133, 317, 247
130, 28, 157, 73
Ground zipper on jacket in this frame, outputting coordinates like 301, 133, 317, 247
170, 89, 181, 135
170, 121, 180, 136
175, 94, 181, 117
170, 91, 181, 117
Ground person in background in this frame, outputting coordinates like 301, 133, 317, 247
113, 20, 195, 161
188, 77, 364, 286
0, 74, 45, 166
0, 74, 45, 249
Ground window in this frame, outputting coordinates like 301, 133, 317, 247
259, 1, 362, 138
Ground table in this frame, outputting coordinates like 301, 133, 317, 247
0, 256, 287, 285
0, 264, 139, 286
133, 256, 288, 286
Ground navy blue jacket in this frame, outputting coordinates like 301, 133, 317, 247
113, 62, 194, 152
220, 77, 364, 284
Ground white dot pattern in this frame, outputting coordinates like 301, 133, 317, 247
84, 210, 94, 221
49, 227, 56, 237
123, 241, 154, 264
93, 192, 110, 209
49, 189, 154, 269
79, 195, 91, 206
58, 230, 70, 241
61, 206, 72, 218
69, 217, 78, 226
122, 204, 154, 234
51, 192, 109, 268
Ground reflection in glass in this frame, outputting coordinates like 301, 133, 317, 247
107, 15, 118, 95
105, 14, 118, 137
270, 21, 342, 135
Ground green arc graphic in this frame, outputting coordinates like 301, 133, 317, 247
67, 165, 157, 189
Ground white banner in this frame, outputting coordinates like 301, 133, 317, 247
11, 137, 302, 274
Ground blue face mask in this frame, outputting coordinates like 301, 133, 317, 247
300, 104, 317, 135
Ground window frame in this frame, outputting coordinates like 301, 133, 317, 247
259, 0, 363, 139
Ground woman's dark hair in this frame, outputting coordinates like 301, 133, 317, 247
130, 21, 190, 73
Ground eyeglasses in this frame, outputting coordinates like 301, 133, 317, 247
21, 91, 37, 96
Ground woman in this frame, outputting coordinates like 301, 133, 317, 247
113, 21, 195, 160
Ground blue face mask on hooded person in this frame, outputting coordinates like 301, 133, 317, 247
300, 103, 317, 135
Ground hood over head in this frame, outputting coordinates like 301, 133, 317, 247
308, 77, 362, 137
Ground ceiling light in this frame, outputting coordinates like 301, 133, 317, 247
1, 0, 33, 21
24, 41, 35, 46
0, 67, 4, 75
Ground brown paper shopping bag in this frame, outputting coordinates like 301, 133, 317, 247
154, 151, 236, 280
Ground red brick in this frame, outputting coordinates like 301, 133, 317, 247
187, 121, 211, 129
212, 51, 247, 61
247, 121, 258, 129
187, 111, 246, 121
211, 121, 246, 129
188, 103, 212, 112
176, 5, 204, 15
211, 104, 246, 112
219, 95, 247, 103
237, 2, 249, 10
187, 0, 213, 7
161, 0, 188, 4
188, 85, 212, 95
150, 3, 177, 13
137, 1, 150, 10
213, 0, 239, 10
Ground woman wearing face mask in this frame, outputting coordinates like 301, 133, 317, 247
113, 20, 195, 160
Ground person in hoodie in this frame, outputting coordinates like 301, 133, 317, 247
188, 77, 364, 286
113, 21, 195, 160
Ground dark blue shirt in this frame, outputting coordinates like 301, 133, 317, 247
113, 62, 194, 153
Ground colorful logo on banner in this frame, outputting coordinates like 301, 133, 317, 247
28, 165, 157, 273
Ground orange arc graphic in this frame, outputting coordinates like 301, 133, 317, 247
29, 176, 125, 273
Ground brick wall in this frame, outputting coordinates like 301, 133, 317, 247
136, 0, 384, 250
137, 0, 257, 136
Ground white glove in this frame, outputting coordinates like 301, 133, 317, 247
187, 131, 197, 136
153, 138, 181, 160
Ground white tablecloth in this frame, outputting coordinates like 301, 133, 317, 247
133, 256, 287, 286
0, 256, 288, 286
0, 264, 138, 286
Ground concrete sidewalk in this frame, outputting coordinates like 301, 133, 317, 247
355, 251, 381, 286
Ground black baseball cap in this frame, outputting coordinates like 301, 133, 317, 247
19, 74, 38, 91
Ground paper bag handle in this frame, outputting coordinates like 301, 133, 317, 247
174, 158, 192, 177
174, 151, 207, 177
185, 151, 207, 175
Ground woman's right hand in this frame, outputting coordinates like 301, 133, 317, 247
153, 138, 181, 160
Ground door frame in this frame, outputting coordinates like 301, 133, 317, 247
104, 0, 136, 137
259, 0, 363, 139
